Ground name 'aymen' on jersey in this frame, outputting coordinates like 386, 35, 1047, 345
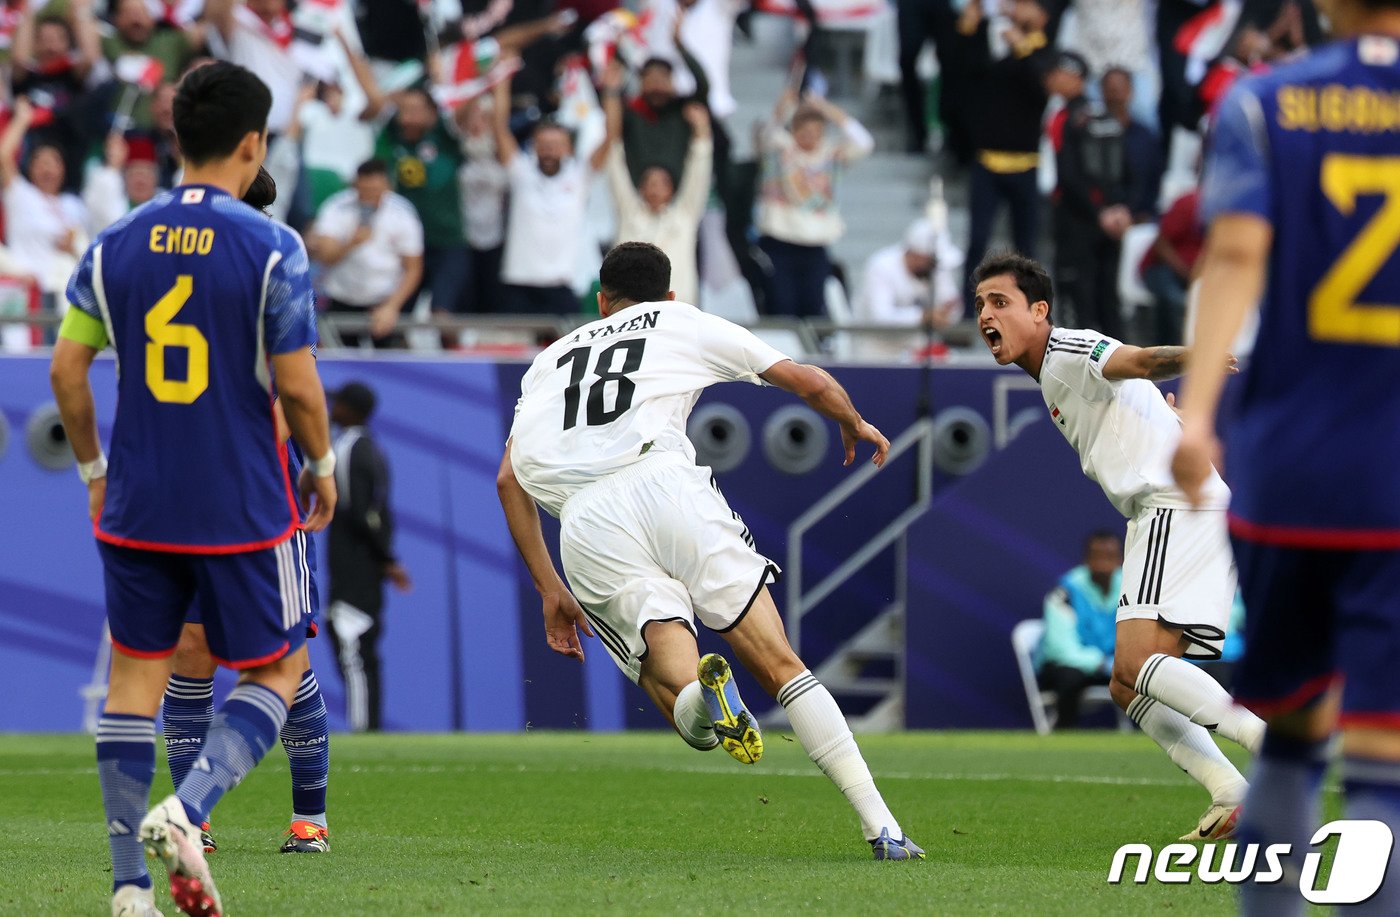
66, 185, 318, 552
1202, 36, 1400, 543
510, 301, 789, 517
1040, 328, 1230, 518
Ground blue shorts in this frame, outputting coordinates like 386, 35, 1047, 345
1232, 538, 1400, 729
184, 531, 319, 637
100, 531, 314, 669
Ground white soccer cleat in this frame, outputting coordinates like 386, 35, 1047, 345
1180, 802, 1242, 841
139, 795, 223, 917
112, 884, 164, 917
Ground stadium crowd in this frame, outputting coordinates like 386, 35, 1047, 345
0, 0, 1329, 351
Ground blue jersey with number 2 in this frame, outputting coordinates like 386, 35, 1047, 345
66, 184, 317, 552
1201, 36, 1400, 546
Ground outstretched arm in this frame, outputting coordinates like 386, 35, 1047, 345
1102, 344, 1237, 383
761, 360, 890, 466
339, 30, 389, 122
0, 98, 35, 189
497, 441, 595, 661
491, 68, 520, 166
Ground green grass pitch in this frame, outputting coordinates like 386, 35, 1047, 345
0, 730, 1311, 915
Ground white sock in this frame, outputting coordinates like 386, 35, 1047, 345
673, 681, 718, 751
1137, 653, 1266, 754
1128, 694, 1248, 806
778, 670, 900, 842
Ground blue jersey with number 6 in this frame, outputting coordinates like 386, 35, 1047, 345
66, 184, 317, 553
1201, 36, 1400, 547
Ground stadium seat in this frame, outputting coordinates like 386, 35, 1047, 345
1011, 618, 1126, 734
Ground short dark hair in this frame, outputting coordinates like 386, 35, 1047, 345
356, 158, 389, 178
174, 61, 272, 166
1084, 529, 1122, 553
972, 251, 1054, 322
533, 116, 573, 144
241, 166, 277, 210
640, 57, 674, 76
600, 242, 671, 305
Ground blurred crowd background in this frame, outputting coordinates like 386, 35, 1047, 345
0, 0, 1320, 357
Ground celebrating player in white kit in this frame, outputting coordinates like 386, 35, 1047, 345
497, 242, 923, 861
972, 252, 1265, 840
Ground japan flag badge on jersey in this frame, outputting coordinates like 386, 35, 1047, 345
182, 188, 205, 204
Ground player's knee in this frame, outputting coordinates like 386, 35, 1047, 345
1108, 678, 1136, 711
1111, 656, 1141, 692
172, 625, 215, 679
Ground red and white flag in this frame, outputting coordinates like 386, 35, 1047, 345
114, 54, 165, 91
584, 7, 650, 78
555, 54, 599, 131
431, 38, 520, 110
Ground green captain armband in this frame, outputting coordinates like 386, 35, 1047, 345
58, 307, 108, 350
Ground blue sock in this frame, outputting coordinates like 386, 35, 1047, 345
280, 669, 330, 827
1237, 731, 1329, 917
1341, 756, 1400, 915
162, 675, 214, 791
96, 713, 156, 893
175, 683, 288, 827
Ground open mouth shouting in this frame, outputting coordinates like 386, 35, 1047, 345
982, 325, 1003, 358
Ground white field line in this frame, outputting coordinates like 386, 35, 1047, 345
0, 760, 1290, 792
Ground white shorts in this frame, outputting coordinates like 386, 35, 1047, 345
559, 453, 780, 683
1118, 507, 1236, 660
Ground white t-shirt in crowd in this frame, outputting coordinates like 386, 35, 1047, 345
5, 175, 87, 293
459, 139, 508, 251
222, 6, 302, 134
856, 243, 963, 326
509, 300, 789, 516
300, 100, 375, 181
1039, 327, 1231, 518
312, 189, 424, 307
501, 152, 591, 288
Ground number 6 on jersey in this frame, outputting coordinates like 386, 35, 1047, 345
145, 274, 209, 404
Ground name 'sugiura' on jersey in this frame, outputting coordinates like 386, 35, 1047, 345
66, 184, 318, 553
1202, 36, 1400, 543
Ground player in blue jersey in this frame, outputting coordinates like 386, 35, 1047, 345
49, 62, 336, 917
160, 166, 332, 859
1174, 0, 1400, 911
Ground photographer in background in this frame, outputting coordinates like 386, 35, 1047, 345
854, 217, 964, 361
308, 159, 424, 348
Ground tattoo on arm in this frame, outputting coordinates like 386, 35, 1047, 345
1143, 346, 1189, 381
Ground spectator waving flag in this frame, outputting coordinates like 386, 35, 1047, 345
583, 8, 650, 78
431, 38, 519, 110
1175, 0, 1242, 85
114, 54, 166, 91
555, 54, 599, 131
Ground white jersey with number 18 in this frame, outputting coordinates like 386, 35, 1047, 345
509, 300, 790, 517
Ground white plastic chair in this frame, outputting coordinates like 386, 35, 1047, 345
1012, 618, 1128, 734
1012, 619, 1057, 735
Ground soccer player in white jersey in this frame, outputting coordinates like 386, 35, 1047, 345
498, 242, 924, 861
972, 252, 1266, 840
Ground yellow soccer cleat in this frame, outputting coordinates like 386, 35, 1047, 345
697, 653, 764, 765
